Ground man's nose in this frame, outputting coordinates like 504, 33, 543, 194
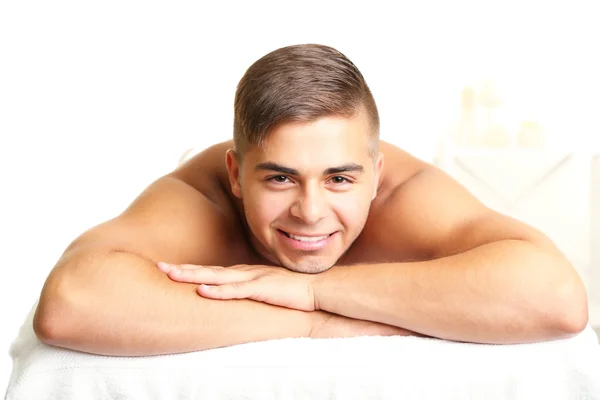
290, 186, 327, 225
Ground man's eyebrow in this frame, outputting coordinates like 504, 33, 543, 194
324, 163, 364, 175
255, 162, 364, 176
255, 162, 299, 175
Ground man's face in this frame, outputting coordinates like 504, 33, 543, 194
227, 112, 383, 274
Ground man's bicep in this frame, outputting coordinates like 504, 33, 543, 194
392, 167, 562, 259
65, 176, 246, 266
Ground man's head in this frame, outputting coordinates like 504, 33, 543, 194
226, 44, 383, 273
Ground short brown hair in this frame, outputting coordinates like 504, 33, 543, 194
233, 44, 380, 157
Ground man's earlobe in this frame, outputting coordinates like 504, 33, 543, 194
225, 149, 242, 198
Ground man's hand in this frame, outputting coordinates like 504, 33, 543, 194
157, 262, 317, 311
157, 262, 427, 340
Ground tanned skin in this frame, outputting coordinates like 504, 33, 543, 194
33, 113, 588, 356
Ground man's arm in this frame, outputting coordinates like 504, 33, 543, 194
36, 250, 316, 356
34, 172, 408, 356
313, 167, 589, 344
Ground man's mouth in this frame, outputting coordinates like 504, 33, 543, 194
278, 230, 333, 242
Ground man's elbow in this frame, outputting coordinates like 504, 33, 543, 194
558, 299, 588, 336
33, 278, 78, 346
33, 303, 61, 345
550, 274, 589, 337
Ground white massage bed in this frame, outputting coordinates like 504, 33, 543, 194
5, 302, 600, 399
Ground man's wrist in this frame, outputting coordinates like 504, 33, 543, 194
310, 265, 338, 313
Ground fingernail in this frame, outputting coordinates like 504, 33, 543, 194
200, 284, 212, 289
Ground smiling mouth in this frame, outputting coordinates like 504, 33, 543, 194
278, 230, 333, 242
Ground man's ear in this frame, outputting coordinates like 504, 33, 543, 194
225, 149, 242, 198
372, 152, 384, 200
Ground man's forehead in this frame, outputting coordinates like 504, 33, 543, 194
263, 114, 371, 146
240, 114, 375, 171
251, 136, 372, 161
246, 143, 369, 166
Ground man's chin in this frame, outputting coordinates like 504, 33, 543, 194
280, 257, 335, 274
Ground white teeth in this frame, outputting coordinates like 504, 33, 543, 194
288, 233, 330, 242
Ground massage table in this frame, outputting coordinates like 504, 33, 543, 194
5, 301, 600, 399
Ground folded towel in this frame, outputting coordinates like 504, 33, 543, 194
6, 302, 600, 399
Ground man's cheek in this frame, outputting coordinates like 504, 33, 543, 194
251, 199, 286, 225
339, 201, 370, 230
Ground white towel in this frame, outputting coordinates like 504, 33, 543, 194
6, 302, 600, 400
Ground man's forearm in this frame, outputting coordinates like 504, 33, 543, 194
314, 240, 588, 344
34, 250, 318, 356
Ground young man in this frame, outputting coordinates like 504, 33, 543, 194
33, 44, 588, 356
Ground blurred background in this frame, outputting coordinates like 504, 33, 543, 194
1, 0, 599, 389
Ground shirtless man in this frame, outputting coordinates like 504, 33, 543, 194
33, 44, 588, 356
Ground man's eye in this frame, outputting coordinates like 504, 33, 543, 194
330, 176, 350, 184
269, 175, 290, 184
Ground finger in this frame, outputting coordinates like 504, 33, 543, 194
197, 281, 255, 300
157, 262, 223, 272
167, 265, 251, 285
179, 264, 224, 270
157, 262, 226, 281
227, 264, 257, 272
157, 262, 174, 273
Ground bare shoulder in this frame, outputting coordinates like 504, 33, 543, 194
61, 139, 252, 267
376, 140, 430, 193
347, 142, 562, 264
169, 139, 235, 206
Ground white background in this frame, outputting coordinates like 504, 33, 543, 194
1, 0, 599, 391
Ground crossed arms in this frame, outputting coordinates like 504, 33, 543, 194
33, 164, 588, 356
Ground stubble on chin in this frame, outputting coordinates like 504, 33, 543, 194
279, 256, 334, 275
